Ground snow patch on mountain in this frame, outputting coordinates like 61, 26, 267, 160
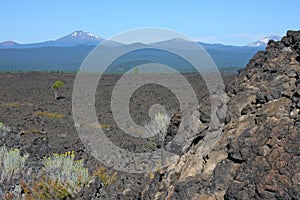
248, 35, 282, 47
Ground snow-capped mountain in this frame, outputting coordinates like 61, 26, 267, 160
248, 35, 282, 47
54, 30, 104, 46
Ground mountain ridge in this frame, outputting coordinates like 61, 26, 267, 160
0, 43, 264, 72
0, 30, 273, 72
0, 31, 280, 48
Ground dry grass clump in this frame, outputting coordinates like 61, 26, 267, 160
19, 128, 46, 135
21, 177, 72, 200
93, 166, 117, 186
34, 111, 64, 119
2, 102, 21, 108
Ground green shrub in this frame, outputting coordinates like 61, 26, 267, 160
145, 112, 170, 165
146, 112, 170, 137
19, 150, 117, 199
0, 145, 29, 183
132, 66, 140, 74
22, 151, 91, 199
51, 81, 64, 90
154, 113, 170, 134
0, 122, 10, 132
41, 151, 90, 197
52, 80, 64, 100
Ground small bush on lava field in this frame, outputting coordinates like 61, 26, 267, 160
0, 122, 10, 133
0, 145, 29, 184
145, 112, 170, 165
145, 112, 170, 137
22, 151, 91, 199
52, 80, 64, 100
19, 151, 116, 199
41, 151, 90, 196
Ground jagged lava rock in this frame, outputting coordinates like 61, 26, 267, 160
143, 30, 300, 199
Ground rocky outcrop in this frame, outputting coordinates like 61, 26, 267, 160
143, 30, 300, 199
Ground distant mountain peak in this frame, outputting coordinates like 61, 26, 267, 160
151, 37, 199, 49
166, 38, 189, 42
58, 30, 102, 42
69, 30, 101, 39
0, 41, 18, 47
248, 35, 282, 47
52, 30, 103, 46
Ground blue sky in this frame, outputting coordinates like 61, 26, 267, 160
1, 0, 299, 45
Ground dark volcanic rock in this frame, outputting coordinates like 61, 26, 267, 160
143, 30, 300, 199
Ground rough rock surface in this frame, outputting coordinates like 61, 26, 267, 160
143, 30, 300, 199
